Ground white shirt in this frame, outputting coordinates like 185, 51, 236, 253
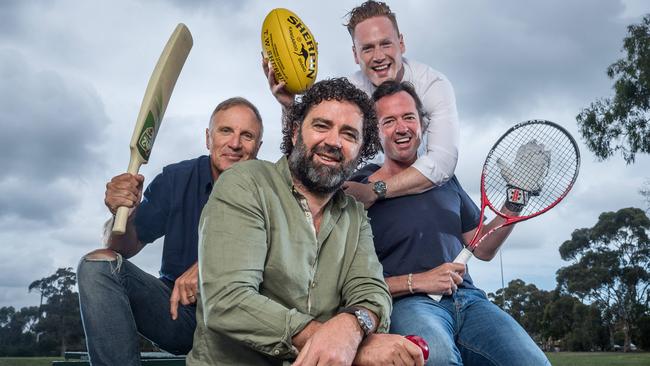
349, 58, 460, 186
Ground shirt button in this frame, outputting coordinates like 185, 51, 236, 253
311, 282, 316, 288
274, 349, 280, 355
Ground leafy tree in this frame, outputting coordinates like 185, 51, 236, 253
29, 267, 76, 313
637, 314, 650, 350
488, 279, 552, 341
28, 267, 84, 356
541, 294, 609, 351
567, 302, 610, 351
0, 306, 39, 356
541, 294, 577, 344
556, 207, 650, 351
576, 14, 650, 163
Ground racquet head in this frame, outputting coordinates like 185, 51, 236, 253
482, 120, 580, 220
429, 120, 580, 301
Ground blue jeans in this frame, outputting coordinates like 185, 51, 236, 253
77, 252, 196, 366
390, 288, 549, 366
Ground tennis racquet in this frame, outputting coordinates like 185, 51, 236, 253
429, 120, 580, 301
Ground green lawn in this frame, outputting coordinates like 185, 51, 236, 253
546, 352, 650, 366
0, 358, 62, 366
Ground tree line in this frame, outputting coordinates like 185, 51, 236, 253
489, 207, 650, 352
0, 268, 84, 356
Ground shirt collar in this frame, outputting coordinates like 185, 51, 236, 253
276, 156, 348, 210
199, 155, 214, 195
400, 57, 411, 82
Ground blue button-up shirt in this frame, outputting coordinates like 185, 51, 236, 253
134, 155, 213, 283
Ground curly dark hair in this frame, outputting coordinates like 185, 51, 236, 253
344, 1, 399, 39
372, 80, 430, 129
281, 78, 380, 164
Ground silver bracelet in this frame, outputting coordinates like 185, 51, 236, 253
407, 273, 414, 294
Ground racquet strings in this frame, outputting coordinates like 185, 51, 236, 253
483, 121, 580, 218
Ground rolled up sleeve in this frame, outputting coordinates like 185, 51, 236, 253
412, 76, 460, 186
340, 214, 392, 333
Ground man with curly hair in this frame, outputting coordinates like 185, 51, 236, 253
265, 1, 460, 210
187, 78, 424, 366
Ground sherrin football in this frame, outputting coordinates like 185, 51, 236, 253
262, 8, 318, 94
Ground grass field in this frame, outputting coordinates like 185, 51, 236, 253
546, 352, 650, 365
0, 358, 62, 366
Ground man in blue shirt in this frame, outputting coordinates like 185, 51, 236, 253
352, 81, 550, 365
77, 97, 264, 366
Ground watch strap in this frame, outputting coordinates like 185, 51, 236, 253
338, 306, 374, 337
372, 181, 387, 200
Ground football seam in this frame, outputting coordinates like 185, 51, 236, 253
274, 9, 304, 93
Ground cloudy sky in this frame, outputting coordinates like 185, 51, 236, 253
1, 0, 649, 309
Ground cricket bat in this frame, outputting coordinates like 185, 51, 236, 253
112, 23, 193, 235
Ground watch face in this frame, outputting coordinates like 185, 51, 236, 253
373, 181, 387, 199
355, 309, 374, 335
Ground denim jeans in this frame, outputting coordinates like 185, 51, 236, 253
390, 288, 549, 366
77, 253, 196, 366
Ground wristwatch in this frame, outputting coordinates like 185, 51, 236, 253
372, 181, 387, 200
339, 306, 375, 337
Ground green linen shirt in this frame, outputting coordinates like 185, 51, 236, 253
187, 157, 391, 366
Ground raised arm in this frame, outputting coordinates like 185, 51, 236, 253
343, 76, 459, 208
385, 75, 460, 197
466, 206, 517, 261
104, 173, 145, 258
411, 75, 459, 190
262, 56, 295, 110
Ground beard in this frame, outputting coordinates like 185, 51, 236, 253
288, 134, 360, 195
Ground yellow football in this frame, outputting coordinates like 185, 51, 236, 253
262, 8, 318, 94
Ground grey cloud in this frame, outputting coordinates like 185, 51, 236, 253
0, 239, 57, 309
0, 0, 647, 311
0, 287, 41, 310
0, 49, 109, 224
402, 0, 630, 122
0, 179, 73, 225
163, 0, 252, 13
0, 240, 53, 287
0, 1, 24, 39
0, 1, 51, 41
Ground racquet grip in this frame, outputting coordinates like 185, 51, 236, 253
452, 247, 474, 265
428, 248, 473, 302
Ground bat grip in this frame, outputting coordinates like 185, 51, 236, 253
428, 248, 473, 302
112, 153, 142, 235
113, 207, 130, 235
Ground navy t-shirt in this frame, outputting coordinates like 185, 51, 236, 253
134, 155, 213, 284
351, 164, 481, 289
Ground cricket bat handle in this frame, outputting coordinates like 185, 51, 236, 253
112, 152, 143, 235
427, 248, 473, 302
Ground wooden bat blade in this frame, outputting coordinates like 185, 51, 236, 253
113, 23, 193, 235
129, 23, 193, 167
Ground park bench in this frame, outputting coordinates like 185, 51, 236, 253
52, 351, 185, 365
